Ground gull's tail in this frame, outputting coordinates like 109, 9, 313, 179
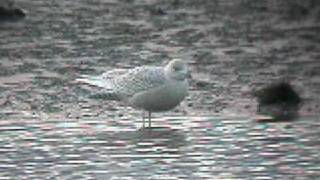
76, 75, 120, 101
76, 75, 112, 89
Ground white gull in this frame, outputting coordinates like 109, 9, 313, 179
77, 59, 189, 128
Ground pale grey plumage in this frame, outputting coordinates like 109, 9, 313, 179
78, 67, 167, 101
77, 59, 189, 128
109, 67, 166, 100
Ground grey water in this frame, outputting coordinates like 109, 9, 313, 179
1, 0, 320, 179
0, 115, 319, 179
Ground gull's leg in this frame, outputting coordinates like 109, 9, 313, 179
148, 111, 151, 128
142, 111, 145, 128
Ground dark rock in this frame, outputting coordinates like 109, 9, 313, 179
254, 82, 301, 120
0, 1, 26, 20
254, 82, 301, 105
0, 7, 26, 17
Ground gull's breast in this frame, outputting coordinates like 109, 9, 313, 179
129, 80, 188, 112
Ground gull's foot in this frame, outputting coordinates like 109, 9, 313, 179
139, 126, 153, 131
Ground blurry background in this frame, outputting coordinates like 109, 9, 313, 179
0, 0, 319, 179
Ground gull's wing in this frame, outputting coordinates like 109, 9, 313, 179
77, 69, 127, 89
77, 66, 166, 101
112, 66, 167, 99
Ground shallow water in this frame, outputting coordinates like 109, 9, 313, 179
0, 115, 319, 179
1, 0, 320, 179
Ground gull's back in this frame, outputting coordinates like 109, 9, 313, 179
110, 66, 167, 101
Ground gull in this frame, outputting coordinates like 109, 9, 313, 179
77, 59, 189, 128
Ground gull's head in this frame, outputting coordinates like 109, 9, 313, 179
165, 59, 188, 81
